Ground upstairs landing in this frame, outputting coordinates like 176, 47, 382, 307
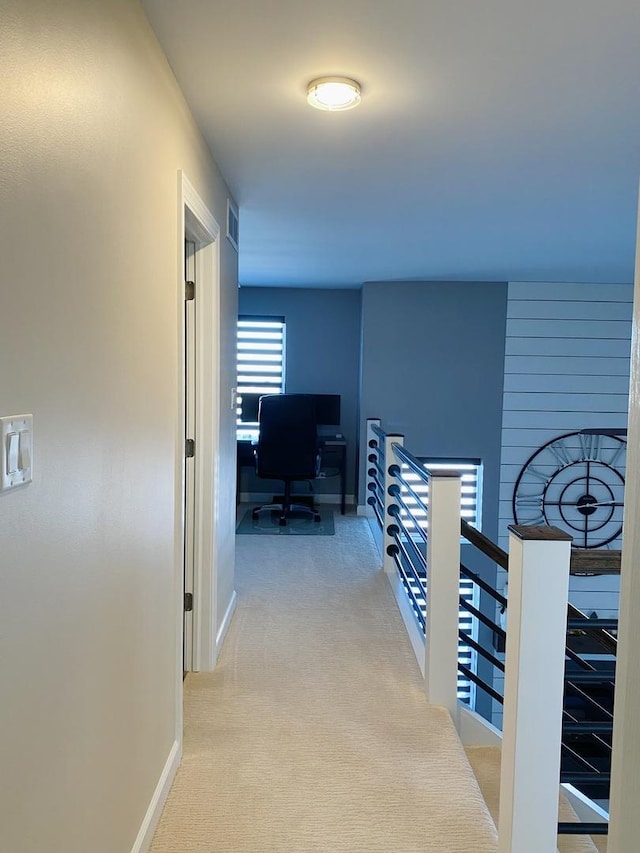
151, 512, 497, 852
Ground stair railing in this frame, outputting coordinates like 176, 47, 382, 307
364, 418, 612, 849
460, 518, 615, 812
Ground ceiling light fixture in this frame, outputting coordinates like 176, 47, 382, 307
306, 77, 361, 111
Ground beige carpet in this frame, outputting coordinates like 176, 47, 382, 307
151, 511, 497, 852
465, 746, 607, 853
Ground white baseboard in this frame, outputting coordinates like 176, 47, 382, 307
131, 739, 180, 853
216, 589, 237, 653
561, 784, 609, 824
386, 570, 426, 676
367, 518, 383, 558
457, 703, 502, 747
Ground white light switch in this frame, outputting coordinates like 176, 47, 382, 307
1, 414, 33, 491
6, 432, 19, 474
18, 430, 31, 470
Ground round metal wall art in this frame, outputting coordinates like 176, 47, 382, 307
512, 431, 626, 549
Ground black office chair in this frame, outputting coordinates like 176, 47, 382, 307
252, 394, 321, 526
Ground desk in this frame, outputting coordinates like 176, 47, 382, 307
318, 437, 347, 515
237, 436, 347, 514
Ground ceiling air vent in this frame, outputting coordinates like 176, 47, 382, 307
226, 199, 239, 252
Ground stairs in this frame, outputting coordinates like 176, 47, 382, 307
561, 658, 615, 802
466, 745, 607, 853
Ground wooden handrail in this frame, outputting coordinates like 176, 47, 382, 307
460, 519, 508, 569
461, 519, 622, 576
570, 550, 621, 575
460, 518, 618, 654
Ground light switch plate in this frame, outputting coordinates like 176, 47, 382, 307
1, 414, 33, 491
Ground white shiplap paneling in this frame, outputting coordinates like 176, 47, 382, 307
505, 354, 630, 375
503, 373, 631, 394
506, 336, 631, 357
499, 282, 632, 623
507, 318, 631, 340
503, 392, 628, 413
508, 300, 633, 321
508, 281, 633, 302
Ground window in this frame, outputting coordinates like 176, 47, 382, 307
236, 315, 286, 439
399, 458, 483, 532
399, 458, 482, 705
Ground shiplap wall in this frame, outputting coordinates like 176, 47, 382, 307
499, 279, 632, 556
499, 280, 632, 605
492, 281, 633, 724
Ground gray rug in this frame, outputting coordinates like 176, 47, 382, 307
236, 505, 335, 535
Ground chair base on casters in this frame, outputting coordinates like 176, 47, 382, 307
251, 481, 321, 526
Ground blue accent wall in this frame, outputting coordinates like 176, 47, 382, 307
238, 287, 362, 498
239, 281, 507, 535
360, 281, 508, 540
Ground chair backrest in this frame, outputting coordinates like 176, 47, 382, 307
256, 394, 318, 480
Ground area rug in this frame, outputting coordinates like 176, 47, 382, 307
236, 505, 335, 535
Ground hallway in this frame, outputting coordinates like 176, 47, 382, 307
150, 511, 497, 852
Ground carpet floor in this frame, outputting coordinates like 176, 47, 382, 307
465, 746, 607, 853
236, 505, 335, 535
150, 510, 497, 852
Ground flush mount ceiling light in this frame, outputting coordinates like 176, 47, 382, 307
306, 76, 361, 111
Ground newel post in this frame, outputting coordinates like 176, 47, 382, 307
382, 434, 404, 577
364, 418, 381, 519
424, 471, 462, 718
498, 525, 572, 853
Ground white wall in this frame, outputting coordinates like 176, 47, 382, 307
0, 2, 237, 852
608, 187, 640, 853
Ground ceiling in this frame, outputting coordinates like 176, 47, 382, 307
142, 0, 640, 288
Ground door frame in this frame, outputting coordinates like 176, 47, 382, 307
183, 237, 196, 673
176, 172, 220, 720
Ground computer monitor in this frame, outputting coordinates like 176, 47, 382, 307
239, 392, 341, 428
313, 394, 341, 427
238, 392, 262, 423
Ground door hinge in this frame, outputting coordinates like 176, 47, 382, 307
185, 438, 195, 458
185, 280, 195, 301
184, 592, 193, 612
